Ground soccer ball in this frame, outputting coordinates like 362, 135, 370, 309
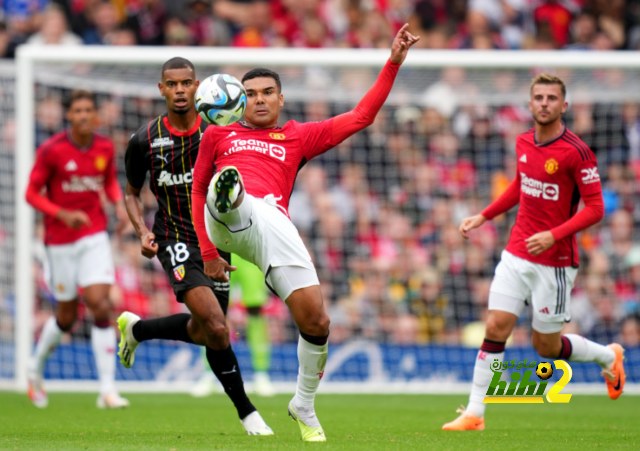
196, 74, 247, 126
536, 362, 554, 380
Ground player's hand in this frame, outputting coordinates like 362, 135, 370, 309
525, 231, 556, 256
57, 209, 92, 230
204, 257, 237, 282
459, 214, 487, 239
140, 232, 159, 258
389, 23, 420, 65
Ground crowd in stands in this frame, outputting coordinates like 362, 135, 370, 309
1, 0, 640, 57
21, 69, 640, 350
3, 0, 639, 349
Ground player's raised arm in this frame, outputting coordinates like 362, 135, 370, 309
328, 24, 419, 146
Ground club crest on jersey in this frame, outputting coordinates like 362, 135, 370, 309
94, 155, 108, 172
269, 133, 285, 140
173, 264, 186, 281
545, 158, 559, 175
151, 137, 174, 148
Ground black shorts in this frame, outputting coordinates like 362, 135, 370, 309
156, 241, 230, 314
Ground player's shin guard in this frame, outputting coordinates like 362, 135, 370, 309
562, 334, 615, 368
131, 313, 194, 344
293, 333, 329, 408
206, 346, 256, 419
91, 322, 117, 396
29, 316, 64, 377
467, 339, 506, 418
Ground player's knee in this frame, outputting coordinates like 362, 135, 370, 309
56, 311, 76, 331
304, 312, 330, 336
202, 317, 228, 340
485, 317, 509, 341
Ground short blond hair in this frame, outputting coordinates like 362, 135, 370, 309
530, 74, 566, 99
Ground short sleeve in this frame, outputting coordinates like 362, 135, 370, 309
125, 132, 148, 189
296, 119, 334, 160
572, 155, 602, 197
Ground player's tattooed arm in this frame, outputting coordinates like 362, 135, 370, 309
124, 182, 158, 258
204, 258, 237, 282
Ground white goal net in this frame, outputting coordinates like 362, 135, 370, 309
2, 47, 639, 393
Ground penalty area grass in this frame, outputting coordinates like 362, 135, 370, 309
0, 392, 638, 450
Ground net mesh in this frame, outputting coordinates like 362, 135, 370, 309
6, 59, 640, 387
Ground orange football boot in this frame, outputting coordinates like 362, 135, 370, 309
442, 406, 485, 431
602, 343, 625, 400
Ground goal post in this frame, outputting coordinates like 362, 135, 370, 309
9, 45, 640, 393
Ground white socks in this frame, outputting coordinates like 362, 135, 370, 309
91, 325, 117, 396
467, 350, 504, 418
293, 335, 328, 408
564, 334, 615, 368
29, 316, 64, 378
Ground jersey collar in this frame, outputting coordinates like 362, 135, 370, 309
163, 115, 202, 137
534, 124, 566, 147
66, 130, 94, 151
239, 121, 281, 130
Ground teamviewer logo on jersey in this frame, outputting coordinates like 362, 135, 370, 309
542, 183, 559, 201
521, 173, 559, 201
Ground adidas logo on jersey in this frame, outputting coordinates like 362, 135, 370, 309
151, 137, 174, 148
227, 131, 237, 138
65, 160, 78, 171
157, 169, 193, 187
519, 154, 527, 163
539, 307, 550, 314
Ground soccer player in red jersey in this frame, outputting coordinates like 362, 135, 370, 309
443, 74, 626, 431
191, 25, 419, 442
25, 90, 129, 409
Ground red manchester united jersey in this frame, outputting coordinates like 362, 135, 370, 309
28, 131, 120, 245
506, 127, 602, 267
194, 120, 334, 216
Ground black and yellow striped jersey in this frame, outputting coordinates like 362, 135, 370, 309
125, 114, 209, 246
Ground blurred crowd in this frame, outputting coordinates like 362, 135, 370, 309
1, 0, 640, 57
17, 64, 640, 350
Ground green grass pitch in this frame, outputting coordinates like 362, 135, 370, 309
1, 393, 638, 450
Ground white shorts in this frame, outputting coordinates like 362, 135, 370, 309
489, 250, 577, 333
205, 193, 319, 298
45, 231, 115, 301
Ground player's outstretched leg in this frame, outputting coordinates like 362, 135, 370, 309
284, 283, 329, 442
28, 316, 65, 408
443, 307, 517, 431
206, 167, 252, 233
552, 335, 624, 399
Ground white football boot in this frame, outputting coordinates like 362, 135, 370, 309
97, 393, 130, 409
241, 411, 275, 436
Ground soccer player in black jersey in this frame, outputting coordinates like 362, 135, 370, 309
119, 57, 273, 435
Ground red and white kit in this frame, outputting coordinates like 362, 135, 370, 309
26, 131, 122, 300
192, 60, 401, 297
482, 127, 604, 332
